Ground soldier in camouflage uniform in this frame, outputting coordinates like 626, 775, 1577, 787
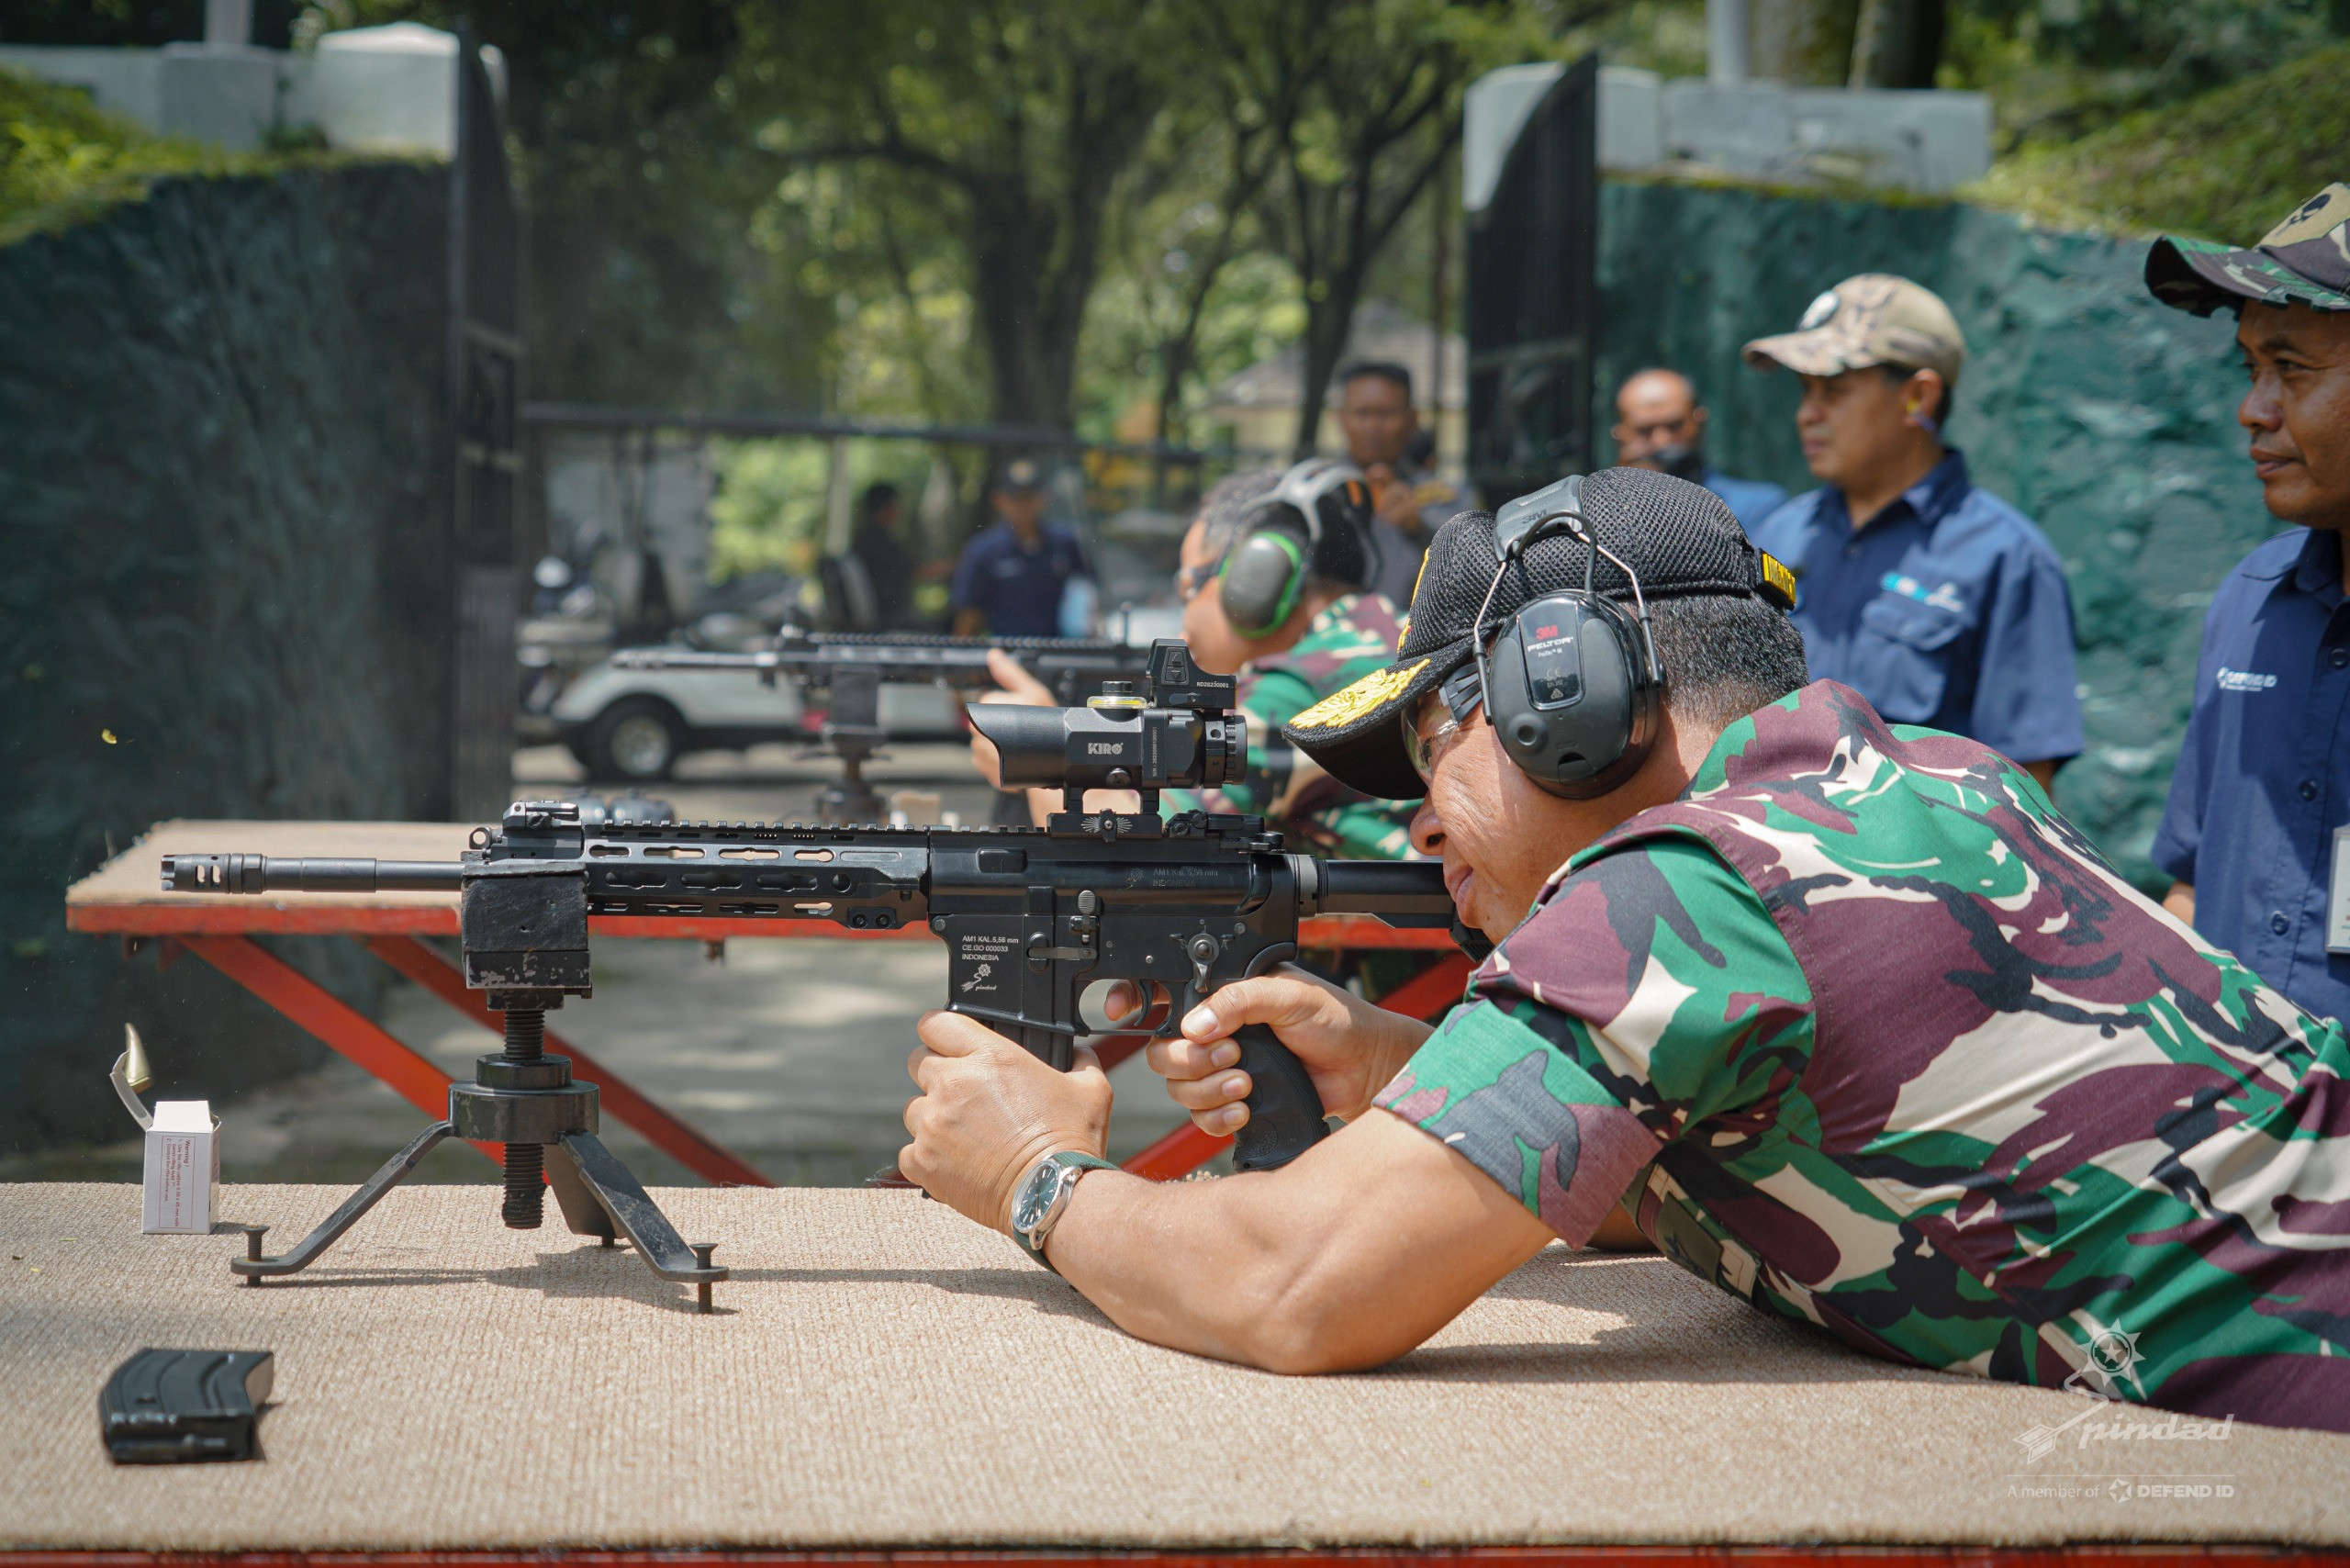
977, 464, 1417, 859
901, 470, 2346, 1433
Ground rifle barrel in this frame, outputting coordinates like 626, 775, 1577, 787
161, 855, 466, 894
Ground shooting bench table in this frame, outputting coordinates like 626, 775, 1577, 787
64, 823, 1474, 1187
2, 1182, 2345, 1566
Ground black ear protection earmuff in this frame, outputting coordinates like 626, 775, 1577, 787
1218, 458, 1372, 637
1468, 475, 1665, 800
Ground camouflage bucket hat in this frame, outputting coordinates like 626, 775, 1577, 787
2145, 184, 2350, 317
1742, 273, 1966, 384
1281, 467, 1797, 802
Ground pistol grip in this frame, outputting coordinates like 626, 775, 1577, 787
1228, 1023, 1329, 1171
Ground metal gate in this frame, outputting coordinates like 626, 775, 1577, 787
447, 29, 522, 823
1466, 53, 1598, 505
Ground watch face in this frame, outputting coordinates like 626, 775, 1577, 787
1011, 1161, 1061, 1239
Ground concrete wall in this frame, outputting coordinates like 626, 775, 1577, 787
0, 24, 489, 155
1593, 177, 2266, 888
0, 162, 453, 1155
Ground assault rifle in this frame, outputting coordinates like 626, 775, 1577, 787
161, 640, 1456, 1305
613, 629, 1154, 823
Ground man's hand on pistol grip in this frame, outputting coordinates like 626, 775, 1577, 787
1118, 967, 1434, 1136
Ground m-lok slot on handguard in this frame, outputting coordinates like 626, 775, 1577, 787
160, 640, 1456, 1303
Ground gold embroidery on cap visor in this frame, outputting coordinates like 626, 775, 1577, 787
1759, 551, 1797, 609
1286, 657, 1430, 734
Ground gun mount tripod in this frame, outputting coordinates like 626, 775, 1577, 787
185, 810, 728, 1310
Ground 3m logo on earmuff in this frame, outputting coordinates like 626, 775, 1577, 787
1758, 551, 1798, 610
1287, 658, 1428, 733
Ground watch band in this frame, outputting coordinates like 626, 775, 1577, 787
1013, 1151, 1117, 1272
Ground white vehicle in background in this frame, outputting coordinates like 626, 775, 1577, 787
517, 551, 1184, 783
519, 613, 962, 782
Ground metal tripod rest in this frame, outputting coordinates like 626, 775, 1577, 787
801, 665, 890, 824
231, 995, 728, 1312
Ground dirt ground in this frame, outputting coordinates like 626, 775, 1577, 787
4, 742, 1195, 1189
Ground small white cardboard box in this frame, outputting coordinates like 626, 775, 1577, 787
142, 1100, 219, 1235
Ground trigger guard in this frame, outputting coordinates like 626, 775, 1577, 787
1244, 942, 1300, 980
1084, 979, 1174, 1038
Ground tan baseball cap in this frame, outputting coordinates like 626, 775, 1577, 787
1742, 274, 1966, 386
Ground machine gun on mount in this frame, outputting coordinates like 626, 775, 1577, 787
612, 628, 1154, 824
160, 641, 1457, 1308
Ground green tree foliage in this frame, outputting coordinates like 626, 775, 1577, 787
1943, 0, 2342, 150
0, 0, 303, 48
0, 65, 330, 246
1212, 0, 1550, 455
301, 0, 810, 407
1970, 42, 2350, 241
749, 0, 1185, 433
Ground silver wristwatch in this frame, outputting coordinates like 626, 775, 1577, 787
1009, 1151, 1116, 1272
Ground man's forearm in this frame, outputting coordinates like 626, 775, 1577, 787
1040, 1111, 1554, 1373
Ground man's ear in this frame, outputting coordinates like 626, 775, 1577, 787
1904, 368, 1946, 427
1690, 405, 1709, 440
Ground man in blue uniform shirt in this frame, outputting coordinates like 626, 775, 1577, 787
949, 458, 1091, 638
1610, 367, 1786, 532
1744, 274, 2081, 788
2147, 184, 2350, 1023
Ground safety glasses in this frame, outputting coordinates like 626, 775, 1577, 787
1404, 696, 1464, 784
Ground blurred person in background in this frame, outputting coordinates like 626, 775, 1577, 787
1611, 367, 1786, 532
1743, 274, 2081, 790
2149, 185, 2350, 1023
949, 457, 1091, 638
973, 462, 1414, 861
852, 481, 915, 629
1335, 363, 1460, 610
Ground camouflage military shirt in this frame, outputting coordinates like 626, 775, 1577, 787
1376, 680, 2350, 1431
1164, 593, 1416, 859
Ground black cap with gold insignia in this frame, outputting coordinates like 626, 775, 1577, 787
1281, 466, 1796, 801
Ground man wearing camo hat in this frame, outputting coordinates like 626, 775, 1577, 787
2149, 185, 2350, 1026
897, 465, 2348, 1433
1744, 274, 2082, 790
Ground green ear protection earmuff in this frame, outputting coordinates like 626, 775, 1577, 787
1217, 458, 1372, 637
1217, 527, 1311, 636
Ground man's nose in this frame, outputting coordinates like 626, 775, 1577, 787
2239, 380, 2283, 431
1409, 801, 1445, 857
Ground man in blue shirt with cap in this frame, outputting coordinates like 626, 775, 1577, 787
1744, 274, 2082, 788
2148, 184, 2350, 1023
950, 458, 1091, 638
